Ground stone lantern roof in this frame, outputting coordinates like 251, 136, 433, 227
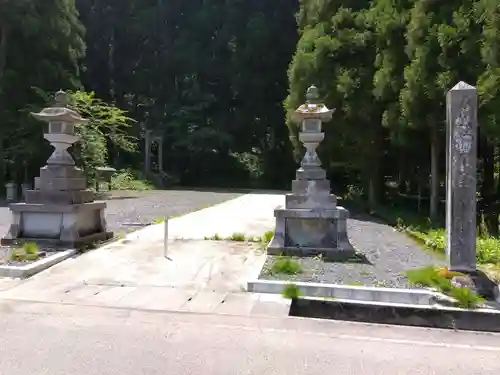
292, 85, 335, 123
31, 90, 88, 125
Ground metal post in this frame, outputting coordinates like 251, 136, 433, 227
163, 216, 168, 258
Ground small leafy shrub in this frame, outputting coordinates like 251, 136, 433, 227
10, 242, 40, 262
395, 217, 404, 231
345, 184, 364, 203
228, 232, 246, 242
281, 284, 302, 299
449, 287, 485, 309
231, 152, 264, 182
10, 248, 25, 262
387, 210, 500, 265
207, 234, 222, 241
270, 256, 302, 275
405, 266, 454, 293
406, 266, 485, 309
477, 237, 500, 264
422, 228, 446, 251
23, 242, 40, 261
261, 231, 274, 243
111, 170, 154, 191
23, 242, 39, 255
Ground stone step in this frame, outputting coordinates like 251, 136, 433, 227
249, 293, 292, 317
179, 290, 228, 313
213, 292, 261, 315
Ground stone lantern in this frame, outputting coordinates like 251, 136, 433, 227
267, 85, 355, 260
1, 91, 113, 248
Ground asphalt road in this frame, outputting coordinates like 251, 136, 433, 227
0, 301, 498, 375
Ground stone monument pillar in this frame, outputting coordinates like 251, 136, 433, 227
1, 91, 113, 248
144, 129, 164, 174
445, 81, 478, 272
267, 85, 355, 260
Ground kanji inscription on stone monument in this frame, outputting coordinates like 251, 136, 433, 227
445, 81, 478, 272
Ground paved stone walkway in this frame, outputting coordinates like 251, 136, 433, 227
0, 194, 290, 317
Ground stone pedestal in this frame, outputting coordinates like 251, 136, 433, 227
1, 91, 112, 248
267, 85, 355, 260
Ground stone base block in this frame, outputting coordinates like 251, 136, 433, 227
1, 202, 113, 248
267, 205, 355, 261
267, 245, 355, 261
285, 193, 337, 210
34, 176, 87, 191
295, 167, 326, 180
291, 179, 331, 194
24, 189, 95, 204
39, 165, 84, 180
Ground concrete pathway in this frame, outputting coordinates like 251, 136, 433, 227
0, 194, 289, 317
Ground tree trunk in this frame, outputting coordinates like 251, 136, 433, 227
0, 24, 7, 191
429, 126, 440, 223
398, 148, 406, 195
0, 24, 7, 81
366, 124, 384, 211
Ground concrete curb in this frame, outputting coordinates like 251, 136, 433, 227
247, 279, 442, 306
290, 297, 500, 333
0, 250, 78, 278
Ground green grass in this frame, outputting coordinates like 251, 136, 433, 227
227, 232, 246, 242
405, 266, 485, 309
203, 230, 275, 246
111, 169, 154, 191
151, 217, 166, 224
347, 281, 363, 286
270, 256, 302, 275
366, 203, 500, 281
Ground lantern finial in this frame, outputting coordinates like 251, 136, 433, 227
53, 90, 69, 107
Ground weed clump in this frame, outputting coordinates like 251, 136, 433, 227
281, 284, 301, 299
10, 242, 40, 262
270, 256, 302, 275
405, 266, 485, 309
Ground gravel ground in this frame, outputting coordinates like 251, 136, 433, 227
260, 212, 445, 289
0, 189, 242, 238
103, 189, 242, 234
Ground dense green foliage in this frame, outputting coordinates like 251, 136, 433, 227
70, 91, 136, 181
288, 0, 500, 237
3, 0, 500, 237
0, 0, 299, 189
